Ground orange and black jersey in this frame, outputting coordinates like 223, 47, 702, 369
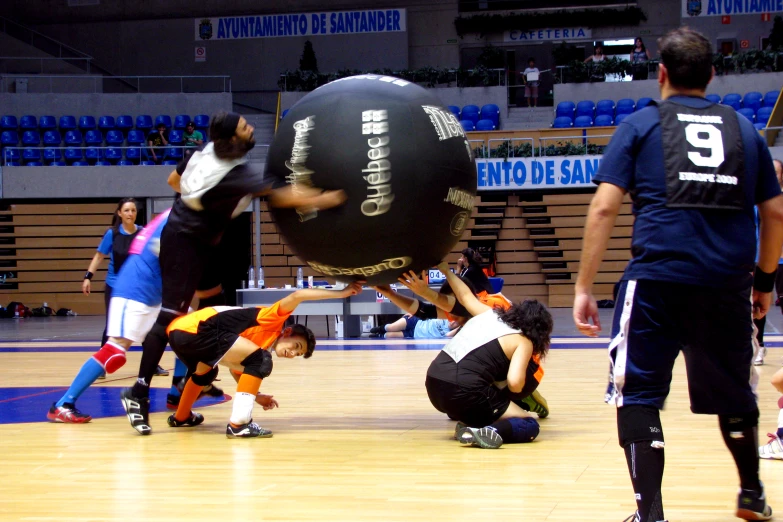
167, 302, 292, 350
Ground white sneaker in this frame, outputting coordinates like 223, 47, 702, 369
759, 433, 783, 460
754, 345, 767, 366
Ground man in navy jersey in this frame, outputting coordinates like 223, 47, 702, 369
573, 28, 783, 522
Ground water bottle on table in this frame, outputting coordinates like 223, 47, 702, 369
296, 267, 304, 289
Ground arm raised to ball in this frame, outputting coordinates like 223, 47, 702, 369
266, 185, 347, 210
278, 281, 363, 314
437, 262, 490, 317
397, 270, 456, 313
373, 285, 419, 315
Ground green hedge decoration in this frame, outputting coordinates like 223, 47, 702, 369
454, 7, 647, 37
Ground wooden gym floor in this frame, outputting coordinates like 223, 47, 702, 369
1, 315, 783, 521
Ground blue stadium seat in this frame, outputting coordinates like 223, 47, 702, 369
25, 161, 42, 167
84, 130, 103, 146
193, 114, 209, 131
757, 106, 773, 125
136, 115, 153, 133
743, 91, 763, 113
165, 146, 183, 161
22, 131, 40, 146
127, 130, 145, 145
116, 115, 134, 133
78, 116, 96, 132
104, 148, 123, 162
615, 99, 635, 117
722, 93, 742, 110
173, 115, 190, 130
23, 148, 41, 162
763, 90, 780, 107
95, 160, 112, 166
105, 130, 124, 146
168, 130, 184, 145
1, 130, 19, 146
636, 97, 654, 110
125, 148, 141, 162
117, 159, 134, 166
594, 115, 614, 127
98, 116, 116, 134
43, 148, 62, 162
3, 149, 21, 163
5, 160, 21, 166
595, 100, 615, 118
555, 101, 576, 119
19, 115, 37, 130
140, 160, 156, 166
459, 120, 475, 132
489, 277, 504, 293
552, 116, 573, 128
475, 119, 495, 131
575, 100, 595, 119
155, 115, 172, 129
615, 113, 630, 125
574, 115, 594, 128
72, 161, 89, 166
754, 122, 767, 130
460, 106, 480, 125
705, 94, 721, 104
1, 115, 18, 130
480, 104, 500, 128
59, 115, 77, 133
85, 148, 102, 162
43, 130, 61, 145
50, 161, 66, 166
38, 115, 57, 131
64, 147, 83, 162
64, 130, 83, 146
447, 105, 461, 118
162, 160, 179, 166
737, 108, 756, 123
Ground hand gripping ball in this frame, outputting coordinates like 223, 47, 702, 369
266, 75, 477, 285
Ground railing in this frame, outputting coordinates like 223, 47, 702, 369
0, 16, 93, 63
484, 137, 537, 158
759, 125, 783, 147
278, 68, 507, 92
538, 134, 612, 156
0, 75, 232, 94
0, 56, 93, 74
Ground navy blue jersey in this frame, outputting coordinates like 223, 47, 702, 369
593, 95, 780, 289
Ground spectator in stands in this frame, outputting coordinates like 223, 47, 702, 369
457, 247, 494, 294
371, 315, 460, 339
630, 37, 652, 80
183, 121, 204, 148
80, 198, 167, 379
585, 45, 606, 63
147, 122, 169, 164
585, 45, 607, 82
521, 58, 540, 108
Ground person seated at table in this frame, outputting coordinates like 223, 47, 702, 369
370, 314, 460, 339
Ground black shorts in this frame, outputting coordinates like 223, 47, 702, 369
609, 279, 756, 414
168, 326, 239, 370
159, 226, 223, 314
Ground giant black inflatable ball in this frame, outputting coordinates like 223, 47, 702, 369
267, 75, 477, 285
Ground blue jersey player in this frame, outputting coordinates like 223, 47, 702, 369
573, 28, 783, 522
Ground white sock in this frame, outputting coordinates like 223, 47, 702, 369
229, 392, 255, 426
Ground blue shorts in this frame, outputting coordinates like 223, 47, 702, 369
609, 279, 756, 415
402, 316, 419, 338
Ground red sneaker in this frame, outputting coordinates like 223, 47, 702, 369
47, 402, 92, 423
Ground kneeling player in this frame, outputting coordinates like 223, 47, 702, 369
166, 282, 362, 438
424, 263, 553, 449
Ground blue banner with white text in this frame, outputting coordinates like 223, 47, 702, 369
683, 0, 783, 17
195, 9, 406, 40
476, 156, 602, 190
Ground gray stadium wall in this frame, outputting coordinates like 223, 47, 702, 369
0, 93, 232, 120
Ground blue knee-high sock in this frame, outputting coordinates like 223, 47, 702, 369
488, 417, 540, 443
56, 358, 105, 407
169, 358, 189, 396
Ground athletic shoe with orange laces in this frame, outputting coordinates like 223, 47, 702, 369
47, 402, 92, 423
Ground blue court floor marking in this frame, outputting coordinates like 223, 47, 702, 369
0, 386, 231, 425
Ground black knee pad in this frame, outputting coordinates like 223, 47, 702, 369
198, 291, 225, 309
617, 405, 664, 447
719, 409, 759, 431
241, 349, 273, 379
191, 366, 219, 386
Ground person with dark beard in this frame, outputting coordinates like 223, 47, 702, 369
119, 112, 347, 435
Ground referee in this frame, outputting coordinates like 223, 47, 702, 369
573, 27, 783, 522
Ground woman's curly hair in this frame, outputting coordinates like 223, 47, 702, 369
495, 299, 553, 358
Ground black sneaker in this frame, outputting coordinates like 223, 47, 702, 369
737, 485, 773, 521
167, 412, 205, 428
119, 387, 152, 435
154, 365, 169, 376
370, 326, 384, 334
456, 426, 503, 449
225, 420, 273, 439
621, 511, 668, 522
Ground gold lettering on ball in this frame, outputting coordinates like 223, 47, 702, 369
307, 257, 413, 277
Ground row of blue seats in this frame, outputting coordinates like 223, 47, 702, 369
460, 119, 496, 132
448, 104, 500, 129
2, 145, 188, 164
1, 129, 193, 147
6, 160, 180, 167
556, 98, 654, 122
554, 113, 771, 129
707, 91, 779, 111
0, 114, 209, 134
